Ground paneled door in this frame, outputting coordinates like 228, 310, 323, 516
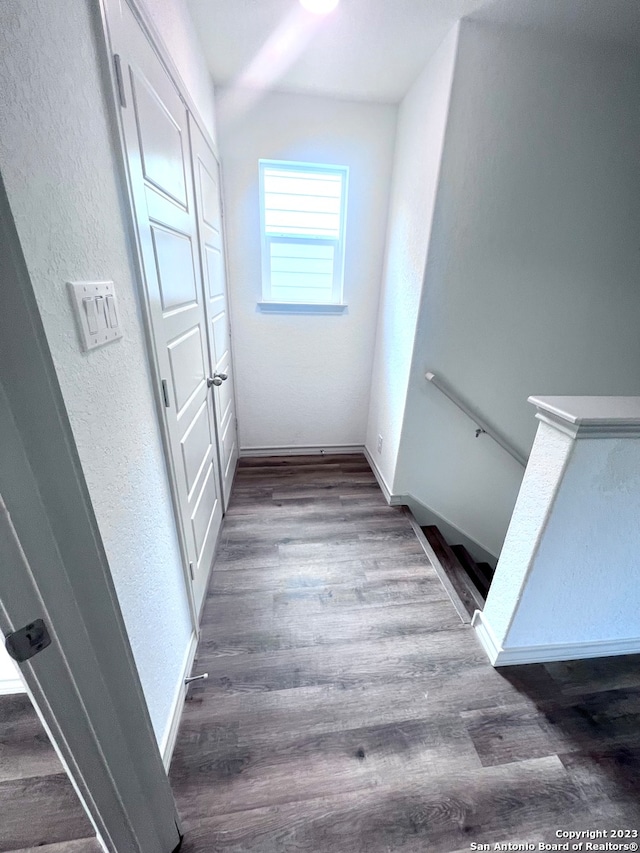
189, 116, 239, 508
109, 1, 222, 617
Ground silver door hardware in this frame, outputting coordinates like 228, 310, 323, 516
189, 561, 194, 580
113, 54, 127, 108
5, 619, 51, 663
161, 380, 170, 407
184, 673, 209, 685
207, 372, 227, 387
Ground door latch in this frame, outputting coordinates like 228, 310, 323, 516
5, 619, 52, 663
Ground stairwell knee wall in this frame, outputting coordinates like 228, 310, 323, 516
391, 21, 640, 558
478, 400, 640, 665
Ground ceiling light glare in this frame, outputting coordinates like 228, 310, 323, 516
299, 0, 339, 15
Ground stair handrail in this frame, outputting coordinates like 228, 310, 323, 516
425, 372, 527, 468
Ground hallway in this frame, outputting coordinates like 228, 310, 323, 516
170, 455, 640, 851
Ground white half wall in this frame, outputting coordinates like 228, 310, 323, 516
216, 89, 397, 450
394, 21, 640, 557
477, 398, 640, 665
365, 25, 459, 495
504, 436, 640, 651
0, 0, 216, 746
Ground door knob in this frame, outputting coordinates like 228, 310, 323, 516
207, 372, 228, 387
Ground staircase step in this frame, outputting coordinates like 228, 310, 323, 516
421, 526, 485, 620
451, 544, 492, 597
477, 561, 495, 589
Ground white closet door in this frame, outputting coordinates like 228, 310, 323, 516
189, 116, 239, 509
109, 1, 222, 617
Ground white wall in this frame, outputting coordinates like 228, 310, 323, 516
504, 435, 640, 650
0, 0, 216, 745
480, 419, 573, 646
365, 26, 459, 492
393, 21, 640, 556
217, 89, 397, 451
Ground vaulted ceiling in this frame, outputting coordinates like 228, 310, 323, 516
186, 0, 640, 103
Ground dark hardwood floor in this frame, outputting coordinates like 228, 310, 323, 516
171, 454, 640, 852
0, 693, 99, 853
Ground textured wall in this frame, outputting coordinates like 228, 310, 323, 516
505, 435, 640, 648
482, 421, 573, 644
394, 21, 640, 556
365, 25, 459, 492
217, 89, 397, 450
0, 0, 216, 745
484, 415, 640, 653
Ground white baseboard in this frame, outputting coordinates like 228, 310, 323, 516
161, 631, 198, 771
472, 610, 640, 666
0, 677, 26, 696
239, 444, 365, 458
362, 447, 403, 505
471, 610, 502, 664
0, 650, 26, 695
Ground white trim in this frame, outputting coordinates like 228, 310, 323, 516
0, 644, 25, 694
535, 411, 640, 440
404, 508, 470, 625
240, 444, 365, 458
530, 396, 640, 440
0, 676, 25, 696
471, 610, 503, 665
362, 447, 401, 505
534, 412, 582, 439
472, 611, 640, 667
257, 301, 348, 314
161, 631, 198, 771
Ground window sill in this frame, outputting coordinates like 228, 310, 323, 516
257, 301, 348, 315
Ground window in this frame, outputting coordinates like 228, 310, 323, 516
259, 160, 349, 311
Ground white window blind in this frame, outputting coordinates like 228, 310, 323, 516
259, 161, 348, 306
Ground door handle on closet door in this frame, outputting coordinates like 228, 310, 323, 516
207, 372, 227, 387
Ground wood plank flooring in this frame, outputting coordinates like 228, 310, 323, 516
0, 693, 99, 853
171, 454, 640, 852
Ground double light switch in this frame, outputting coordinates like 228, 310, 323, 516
68, 281, 124, 351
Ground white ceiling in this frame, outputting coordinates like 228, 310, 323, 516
186, 0, 640, 104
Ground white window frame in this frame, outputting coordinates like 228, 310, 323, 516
258, 159, 349, 313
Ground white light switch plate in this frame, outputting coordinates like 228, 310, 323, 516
68, 281, 123, 351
